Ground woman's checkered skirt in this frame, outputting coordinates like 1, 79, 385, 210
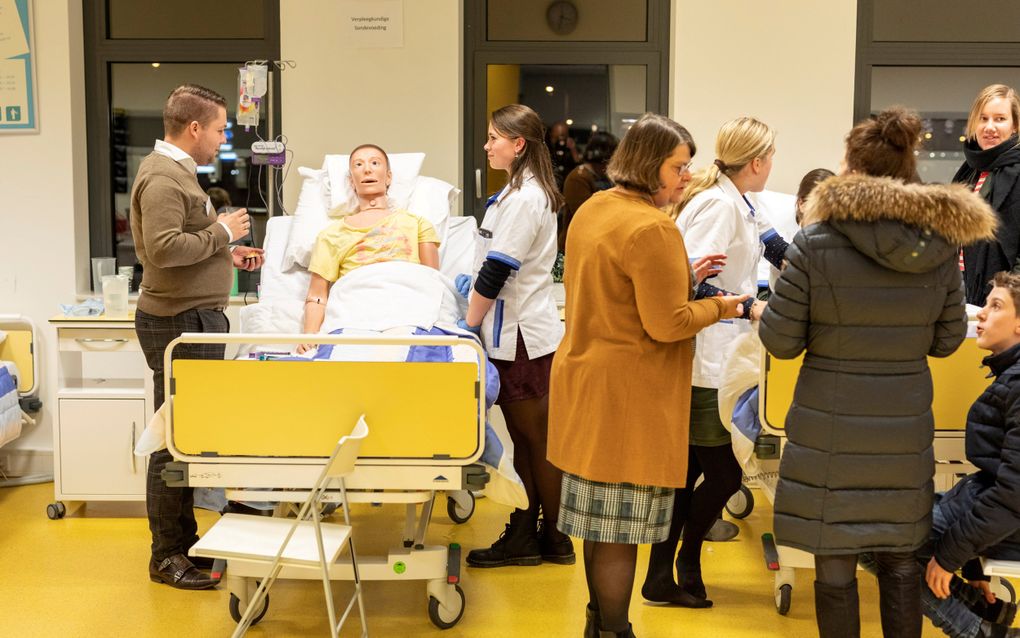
557, 472, 674, 544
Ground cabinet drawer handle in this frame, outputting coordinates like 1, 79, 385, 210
130, 421, 136, 473
75, 338, 130, 343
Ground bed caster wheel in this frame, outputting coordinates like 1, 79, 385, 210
447, 491, 475, 524
725, 485, 754, 519
775, 583, 792, 615
229, 591, 270, 626
428, 584, 465, 629
46, 502, 66, 520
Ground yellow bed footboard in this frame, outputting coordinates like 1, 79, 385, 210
166, 333, 485, 464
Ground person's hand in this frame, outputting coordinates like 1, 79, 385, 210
295, 343, 316, 355
719, 294, 751, 320
968, 578, 997, 605
232, 246, 265, 271
455, 274, 472, 299
457, 319, 480, 335
750, 299, 767, 322
692, 253, 726, 285
926, 557, 954, 599
218, 207, 250, 240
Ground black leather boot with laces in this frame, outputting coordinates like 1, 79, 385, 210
466, 510, 541, 567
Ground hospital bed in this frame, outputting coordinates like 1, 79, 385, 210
752, 315, 1013, 614
163, 331, 485, 629
0, 315, 42, 458
158, 161, 502, 629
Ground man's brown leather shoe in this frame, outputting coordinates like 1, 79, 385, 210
149, 554, 218, 590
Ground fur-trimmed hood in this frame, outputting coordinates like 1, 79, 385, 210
801, 174, 998, 274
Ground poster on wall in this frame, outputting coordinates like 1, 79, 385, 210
0, 0, 36, 133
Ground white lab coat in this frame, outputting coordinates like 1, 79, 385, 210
472, 172, 563, 361
676, 174, 775, 389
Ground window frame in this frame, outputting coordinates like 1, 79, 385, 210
83, 0, 281, 260
462, 0, 671, 218
854, 0, 1020, 123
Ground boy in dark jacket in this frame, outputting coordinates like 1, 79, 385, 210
923, 271, 1020, 638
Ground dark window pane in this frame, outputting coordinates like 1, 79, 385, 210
485, 64, 644, 195
108, 0, 265, 39
487, 0, 646, 42
870, 67, 1020, 183
873, 0, 1020, 43
111, 63, 269, 292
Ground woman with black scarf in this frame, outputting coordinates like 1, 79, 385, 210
957, 84, 1020, 306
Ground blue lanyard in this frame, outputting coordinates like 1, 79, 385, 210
741, 194, 756, 218
485, 192, 500, 210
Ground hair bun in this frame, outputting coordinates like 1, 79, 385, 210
876, 107, 922, 151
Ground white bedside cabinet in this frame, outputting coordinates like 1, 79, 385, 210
48, 315, 152, 519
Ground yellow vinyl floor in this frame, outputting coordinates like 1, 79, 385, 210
0, 482, 961, 637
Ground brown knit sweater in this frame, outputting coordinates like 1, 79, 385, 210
129, 152, 232, 316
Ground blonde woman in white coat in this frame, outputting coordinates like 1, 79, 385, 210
642, 117, 788, 607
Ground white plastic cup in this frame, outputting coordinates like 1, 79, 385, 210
91, 257, 116, 294
101, 274, 129, 317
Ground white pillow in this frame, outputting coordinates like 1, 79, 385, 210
406, 175, 458, 247
280, 167, 333, 272
280, 215, 330, 273
325, 152, 425, 211
292, 166, 331, 218
439, 215, 478, 281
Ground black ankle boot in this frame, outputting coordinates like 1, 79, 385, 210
814, 579, 861, 638
538, 519, 576, 565
598, 624, 635, 638
583, 604, 599, 638
466, 510, 541, 567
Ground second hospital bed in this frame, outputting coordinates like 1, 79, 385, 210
750, 315, 1014, 614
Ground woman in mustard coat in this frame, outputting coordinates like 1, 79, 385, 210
547, 113, 746, 638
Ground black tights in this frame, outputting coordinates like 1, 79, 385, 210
585, 540, 637, 633
646, 444, 742, 586
501, 394, 564, 531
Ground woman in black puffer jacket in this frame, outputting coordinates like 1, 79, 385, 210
759, 107, 997, 638
957, 84, 1020, 306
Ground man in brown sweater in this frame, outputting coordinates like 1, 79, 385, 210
130, 84, 263, 590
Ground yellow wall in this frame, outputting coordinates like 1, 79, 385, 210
485, 64, 521, 195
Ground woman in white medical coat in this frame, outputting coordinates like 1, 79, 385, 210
642, 117, 787, 606
459, 104, 571, 568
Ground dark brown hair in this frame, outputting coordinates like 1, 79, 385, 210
491, 104, 564, 212
163, 84, 227, 137
992, 271, 1020, 312
845, 106, 922, 181
608, 113, 696, 196
795, 168, 835, 225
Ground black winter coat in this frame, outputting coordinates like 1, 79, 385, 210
936, 342, 1020, 570
760, 175, 997, 555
